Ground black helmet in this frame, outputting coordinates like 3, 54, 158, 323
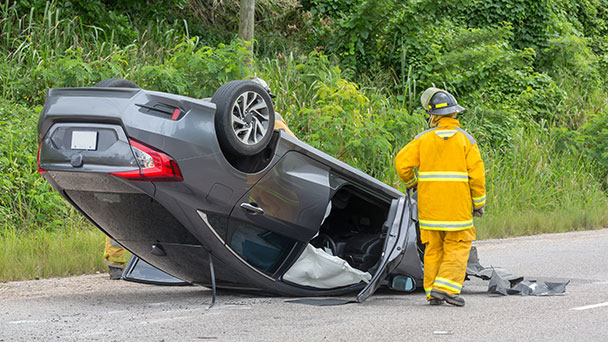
426, 90, 465, 116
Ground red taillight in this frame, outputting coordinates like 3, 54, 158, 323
171, 108, 180, 121
111, 139, 183, 182
37, 140, 47, 174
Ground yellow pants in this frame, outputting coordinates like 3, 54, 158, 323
104, 236, 127, 268
420, 228, 475, 299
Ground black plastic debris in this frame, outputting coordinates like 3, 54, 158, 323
285, 298, 355, 306
466, 247, 569, 296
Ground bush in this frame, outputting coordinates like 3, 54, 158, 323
555, 111, 608, 185
260, 52, 426, 180
459, 0, 553, 52
135, 38, 251, 98
578, 112, 608, 183
0, 101, 75, 231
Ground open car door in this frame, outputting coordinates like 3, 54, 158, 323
356, 195, 411, 303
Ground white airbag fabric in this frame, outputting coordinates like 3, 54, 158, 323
283, 244, 372, 288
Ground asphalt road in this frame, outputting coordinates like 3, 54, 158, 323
2, 228, 608, 341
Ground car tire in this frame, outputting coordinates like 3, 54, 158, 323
94, 78, 139, 88
211, 80, 275, 157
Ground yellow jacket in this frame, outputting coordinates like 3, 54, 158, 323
395, 117, 485, 231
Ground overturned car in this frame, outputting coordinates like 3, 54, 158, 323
37, 78, 423, 302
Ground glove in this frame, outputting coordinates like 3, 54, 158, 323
473, 207, 484, 217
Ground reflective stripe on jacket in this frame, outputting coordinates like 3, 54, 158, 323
395, 117, 486, 230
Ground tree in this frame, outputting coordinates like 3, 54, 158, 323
239, 0, 255, 71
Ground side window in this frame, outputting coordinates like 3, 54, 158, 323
229, 222, 297, 274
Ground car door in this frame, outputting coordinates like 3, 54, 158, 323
227, 151, 331, 275
356, 195, 411, 302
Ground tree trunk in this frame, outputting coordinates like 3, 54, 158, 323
239, 0, 255, 72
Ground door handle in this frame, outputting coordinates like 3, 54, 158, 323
240, 202, 265, 215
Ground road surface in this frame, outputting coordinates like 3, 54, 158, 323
1, 228, 607, 341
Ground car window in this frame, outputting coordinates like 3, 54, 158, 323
229, 222, 296, 274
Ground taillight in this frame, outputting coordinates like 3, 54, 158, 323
111, 139, 183, 182
37, 140, 47, 174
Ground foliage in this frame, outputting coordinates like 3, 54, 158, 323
300, 0, 362, 18
540, 33, 600, 84
259, 52, 426, 180
552, 0, 608, 62
136, 38, 251, 98
325, 0, 394, 70
555, 111, 608, 183
0, 101, 77, 231
295, 76, 419, 177
578, 112, 608, 180
458, 0, 553, 52
9, 0, 189, 44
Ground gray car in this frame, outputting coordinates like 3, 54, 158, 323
37, 78, 423, 302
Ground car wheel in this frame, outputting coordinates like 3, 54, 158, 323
94, 78, 139, 88
211, 80, 275, 157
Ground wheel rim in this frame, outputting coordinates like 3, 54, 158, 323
230, 91, 271, 146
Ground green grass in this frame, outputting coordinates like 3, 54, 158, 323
475, 129, 608, 238
0, 220, 106, 282
476, 206, 608, 239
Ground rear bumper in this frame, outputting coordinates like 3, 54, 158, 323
39, 123, 138, 173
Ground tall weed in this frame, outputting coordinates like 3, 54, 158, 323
478, 128, 608, 237
0, 223, 107, 281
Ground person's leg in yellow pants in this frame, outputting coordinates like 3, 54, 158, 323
433, 235, 472, 295
420, 228, 475, 304
421, 230, 444, 300
104, 236, 127, 279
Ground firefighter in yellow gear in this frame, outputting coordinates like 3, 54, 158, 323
274, 112, 296, 138
104, 236, 127, 280
395, 88, 486, 306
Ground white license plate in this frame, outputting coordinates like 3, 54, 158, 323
71, 131, 98, 150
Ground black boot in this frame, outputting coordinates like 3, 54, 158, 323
108, 265, 124, 280
428, 298, 444, 305
431, 289, 465, 307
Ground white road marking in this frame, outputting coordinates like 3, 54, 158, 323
572, 302, 608, 311
433, 331, 453, 335
7, 319, 47, 324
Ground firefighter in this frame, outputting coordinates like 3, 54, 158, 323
395, 88, 486, 306
104, 236, 127, 280
274, 112, 296, 138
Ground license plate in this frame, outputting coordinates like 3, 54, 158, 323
71, 131, 98, 150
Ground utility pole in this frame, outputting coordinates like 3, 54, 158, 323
239, 0, 255, 72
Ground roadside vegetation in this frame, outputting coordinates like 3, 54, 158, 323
1, 0, 607, 281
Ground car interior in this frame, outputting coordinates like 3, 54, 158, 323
310, 184, 391, 274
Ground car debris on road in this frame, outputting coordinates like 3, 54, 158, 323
467, 247, 569, 296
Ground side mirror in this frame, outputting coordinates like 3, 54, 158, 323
390, 275, 416, 292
